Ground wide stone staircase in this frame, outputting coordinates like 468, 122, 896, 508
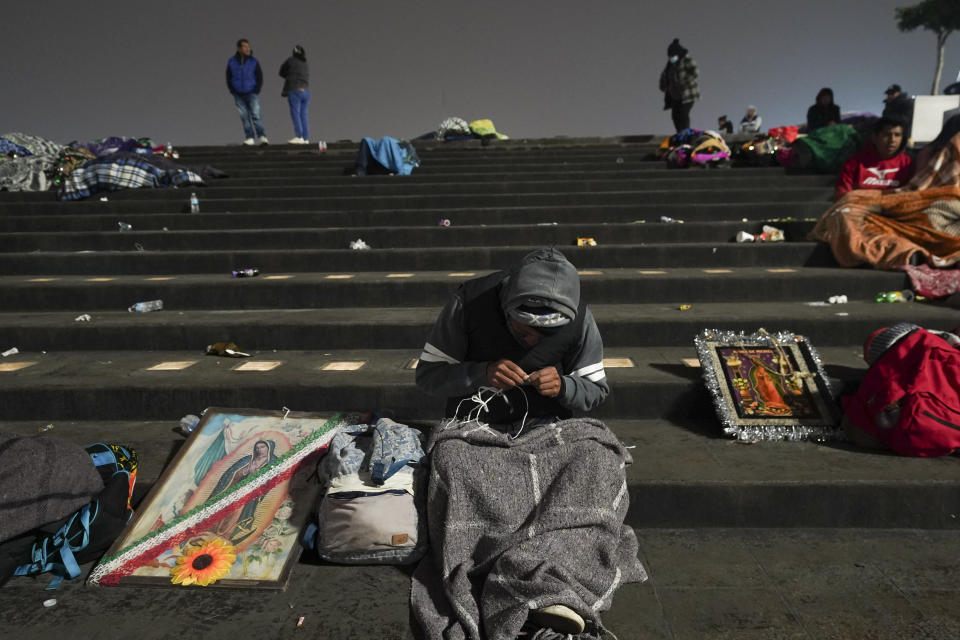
2, 138, 960, 639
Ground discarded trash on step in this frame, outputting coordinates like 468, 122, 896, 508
615, 157, 624, 164
660, 216, 684, 223
2, 347, 19, 357
128, 300, 163, 313
875, 289, 915, 303
828, 295, 848, 304
350, 238, 370, 250
42, 599, 57, 608
232, 268, 260, 278
438, 218, 451, 227
118, 222, 133, 232
804, 301, 828, 306
735, 225, 784, 243
678, 304, 692, 311
296, 616, 305, 628
99, 197, 108, 202
177, 414, 201, 436
189, 192, 200, 214
576, 237, 597, 247
162, 227, 169, 232
206, 341, 252, 358
74, 314, 92, 322
134, 243, 145, 251
318, 140, 327, 151
38, 424, 54, 433
760, 225, 785, 242
537, 222, 558, 226
836, 312, 849, 316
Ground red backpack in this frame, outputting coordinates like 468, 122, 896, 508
843, 328, 960, 457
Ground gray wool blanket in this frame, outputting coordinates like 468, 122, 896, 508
0, 434, 104, 543
411, 417, 646, 640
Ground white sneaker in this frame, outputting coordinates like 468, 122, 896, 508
287, 137, 303, 144
242, 138, 255, 146
529, 605, 585, 635
258, 136, 269, 145
299, 139, 309, 144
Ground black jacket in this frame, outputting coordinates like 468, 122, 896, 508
806, 103, 841, 132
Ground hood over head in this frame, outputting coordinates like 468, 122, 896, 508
500, 248, 580, 328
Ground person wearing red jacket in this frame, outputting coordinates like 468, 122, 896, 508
835, 117, 913, 198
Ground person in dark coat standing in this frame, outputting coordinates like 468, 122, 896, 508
279, 45, 311, 144
226, 39, 268, 145
806, 87, 841, 132
659, 39, 699, 133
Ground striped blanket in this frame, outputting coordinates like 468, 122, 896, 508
411, 417, 646, 640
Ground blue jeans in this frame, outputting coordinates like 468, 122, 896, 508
287, 89, 311, 140
233, 93, 265, 139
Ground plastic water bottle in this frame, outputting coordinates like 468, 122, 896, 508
189, 192, 200, 214
875, 290, 915, 303
128, 299, 163, 313
165, 142, 173, 156
118, 222, 133, 232
179, 414, 201, 435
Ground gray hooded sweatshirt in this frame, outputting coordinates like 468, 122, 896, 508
416, 248, 608, 414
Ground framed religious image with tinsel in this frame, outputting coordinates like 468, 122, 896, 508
694, 329, 841, 441
89, 408, 348, 589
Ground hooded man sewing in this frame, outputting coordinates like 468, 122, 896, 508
416, 248, 608, 425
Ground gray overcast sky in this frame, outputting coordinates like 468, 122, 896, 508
2, 1, 959, 145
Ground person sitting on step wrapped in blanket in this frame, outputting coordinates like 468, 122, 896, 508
415, 247, 609, 635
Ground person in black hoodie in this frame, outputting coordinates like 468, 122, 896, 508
279, 45, 311, 144
807, 88, 841, 132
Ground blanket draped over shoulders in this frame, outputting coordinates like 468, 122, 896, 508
809, 186, 960, 269
810, 135, 960, 270
411, 417, 646, 640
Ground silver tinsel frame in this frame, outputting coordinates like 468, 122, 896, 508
694, 328, 842, 442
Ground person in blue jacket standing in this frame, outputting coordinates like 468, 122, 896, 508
226, 39, 268, 146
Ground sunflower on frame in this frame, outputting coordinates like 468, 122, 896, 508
171, 537, 237, 586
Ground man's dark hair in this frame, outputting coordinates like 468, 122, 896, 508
874, 116, 905, 134
236, 38, 249, 49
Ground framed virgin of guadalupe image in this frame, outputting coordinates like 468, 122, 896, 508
90, 408, 345, 589
694, 329, 841, 441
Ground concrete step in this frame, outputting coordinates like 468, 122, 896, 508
0, 242, 833, 275
1, 186, 833, 215
0, 301, 953, 352
0, 267, 911, 311
20, 172, 831, 198
2, 526, 958, 639
0, 346, 867, 422
0, 417, 956, 529
0, 203, 826, 232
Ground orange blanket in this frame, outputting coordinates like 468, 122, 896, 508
809, 186, 960, 269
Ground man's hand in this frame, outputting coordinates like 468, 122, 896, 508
526, 366, 562, 397
486, 359, 527, 390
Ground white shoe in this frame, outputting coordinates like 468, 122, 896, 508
299, 139, 309, 144
242, 138, 255, 146
258, 136, 269, 145
287, 137, 304, 144
529, 605, 585, 634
